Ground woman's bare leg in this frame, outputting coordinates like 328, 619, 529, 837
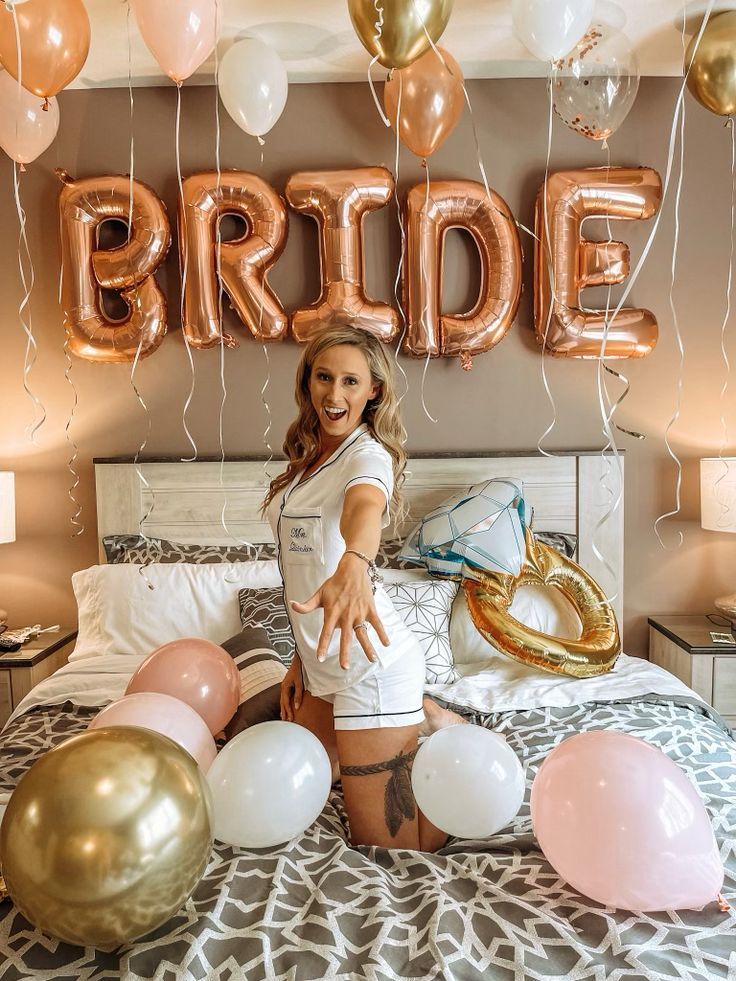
293, 692, 340, 783
336, 725, 447, 852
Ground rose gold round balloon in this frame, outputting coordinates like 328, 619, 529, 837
286, 168, 400, 344
402, 179, 522, 365
534, 166, 662, 358
180, 171, 288, 349
0, 0, 90, 100
58, 170, 171, 363
384, 47, 465, 158
126, 637, 240, 736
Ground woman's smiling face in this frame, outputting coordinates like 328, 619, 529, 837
309, 344, 379, 444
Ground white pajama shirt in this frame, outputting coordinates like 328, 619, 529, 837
267, 424, 424, 728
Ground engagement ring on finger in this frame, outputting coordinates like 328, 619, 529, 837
354, 621, 369, 633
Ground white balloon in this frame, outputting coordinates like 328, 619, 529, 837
412, 725, 525, 839
512, 0, 595, 61
206, 721, 332, 848
0, 71, 59, 165
218, 38, 288, 138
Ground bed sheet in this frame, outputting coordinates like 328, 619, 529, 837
1, 691, 734, 981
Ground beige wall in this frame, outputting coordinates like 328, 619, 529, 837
1, 78, 734, 657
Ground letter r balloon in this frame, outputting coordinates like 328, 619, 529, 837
179, 172, 289, 349
534, 167, 662, 358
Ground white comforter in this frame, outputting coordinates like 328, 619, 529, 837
8, 649, 698, 727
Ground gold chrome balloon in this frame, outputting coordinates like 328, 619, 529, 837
0, 727, 213, 949
348, 0, 454, 69
464, 530, 620, 678
686, 11, 736, 117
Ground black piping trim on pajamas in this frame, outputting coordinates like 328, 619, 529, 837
344, 475, 390, 497
333, 705, 424, 719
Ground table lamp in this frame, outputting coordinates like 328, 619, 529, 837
700, 457, 736, 623
0, 471, 15, 626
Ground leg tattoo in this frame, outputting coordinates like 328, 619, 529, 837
341, 748, 418, 837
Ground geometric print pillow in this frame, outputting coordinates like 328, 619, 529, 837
238, 580, 458, 685
384, 579, 458, 684
238, 587, 295, 666
103, 534, 278, 565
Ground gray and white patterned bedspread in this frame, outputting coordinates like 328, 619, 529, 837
0, 696, 734, 981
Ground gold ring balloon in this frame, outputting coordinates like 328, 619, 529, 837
0, 727, 213, 949
348, 0, 454, 69
463, 530, 620, 678
686, 11, 736, 117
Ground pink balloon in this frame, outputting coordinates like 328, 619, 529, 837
531, 731, 724, 911
0, 70, 59, 164
126, 637, 240, 736
131, 0, 216, 84
89, 692, 217, 772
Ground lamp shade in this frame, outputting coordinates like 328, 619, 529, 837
0, 472, 15, 544
700, 458, 736, 532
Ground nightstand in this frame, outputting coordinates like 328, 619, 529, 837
648, 616, 736, 727
0, 627, 77, 728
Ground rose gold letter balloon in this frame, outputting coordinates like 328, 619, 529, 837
58, 171, 171, 363
285, 168, 400, 345
403, 180, 522, 367
534, 167, 661, 358
0, 0, 91, 100
180, 171, 288, 349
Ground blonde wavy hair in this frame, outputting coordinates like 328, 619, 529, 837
262, 325, 407, 524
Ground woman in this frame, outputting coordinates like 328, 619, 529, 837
263, 324, 461, 851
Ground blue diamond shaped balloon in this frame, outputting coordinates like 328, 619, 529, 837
400, 479, 529, 579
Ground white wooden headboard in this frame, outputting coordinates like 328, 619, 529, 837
94, 453, 624, 622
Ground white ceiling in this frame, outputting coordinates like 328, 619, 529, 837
73, 0, 722, 89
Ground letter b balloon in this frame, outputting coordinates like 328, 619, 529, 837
531, 731, 724, 911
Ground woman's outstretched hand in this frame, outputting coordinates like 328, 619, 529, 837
291, 553, 390, 669
280, 654, 304, 722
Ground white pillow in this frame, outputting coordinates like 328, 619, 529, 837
70, 561, 282, 661
451, 584, 582, 669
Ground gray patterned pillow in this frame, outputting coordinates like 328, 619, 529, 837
238, 580, 458, 685
103, 534, 278, 565
376, 531, 577, 569
238, 587, 295, 665
535, 531, 577, 560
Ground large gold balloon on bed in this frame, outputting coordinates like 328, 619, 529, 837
464, 529, 620, 678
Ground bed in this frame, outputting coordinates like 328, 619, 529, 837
0, 453, 734, 980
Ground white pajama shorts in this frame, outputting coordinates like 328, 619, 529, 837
314, 644, 425, 731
